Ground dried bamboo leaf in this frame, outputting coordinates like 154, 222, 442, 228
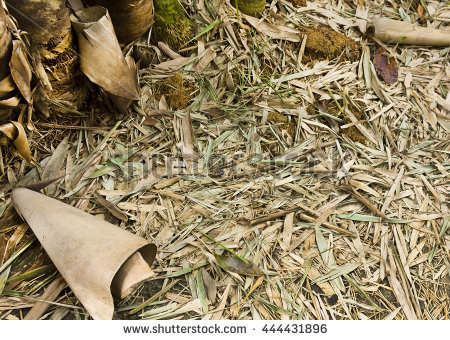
93, 191, 128, 222
201, 268, 217, 303
10, 121, 32, 163
0, 75, 15, 98
312, 263, 361, 284
242, 14, 301, 42
356, 2, 369, 34
0, 121, 32, 162
235, 275, 264, 315
41, 137, 69, 195
179, 110, 197, 174
0, 96, 19, 110
9, 40, 32, 103
196, 270, 209, 313
214, 253, 263, 276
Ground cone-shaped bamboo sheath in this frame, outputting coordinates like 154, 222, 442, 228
70, 6, 140, 111
12, 187, 157, 320
152, 0, 195, 51
84, 0, 154, 43
234, 0, 266, 17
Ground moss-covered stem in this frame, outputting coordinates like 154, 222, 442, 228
234, 0, 266, 17
152, 0, 195, 51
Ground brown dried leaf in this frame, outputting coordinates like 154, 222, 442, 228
11, 121, 32, 162
214, 253, 263, 276
201, 268, 217, 303
179, 110, 197, 174
0, 75, 16, 98
0, 121, 15, 139
373, 44, 398, 85
9, 40, 32, 103
24, 177, 64, 192
70, 7, 140, 104
235, 275, 264, 315
0, 6, 12, 80
0, 96, 20, 109
93, 191, 128, 222
0, 121, 32, 162
417, 4, 425, 18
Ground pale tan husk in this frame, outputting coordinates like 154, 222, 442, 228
373, 17, 450, 46
70, 6, 140, 112
12, 187, 157, 320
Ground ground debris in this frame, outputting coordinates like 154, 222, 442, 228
301, 26, 360, 62
0, 0, 448, 322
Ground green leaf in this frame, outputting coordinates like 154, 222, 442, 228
0, 240, 34, 275
344, 274, 382, 312
314, 224, 328, 263
337, 214, 412, 223
196, 270, 209, 313
0, 265, 11, 295
6, 264, 54, 284
200, 231, 248, 263
88, 148, 140, 178
185, 20, 221, 46
68, 121, 122, 182
312, 262, 361, 284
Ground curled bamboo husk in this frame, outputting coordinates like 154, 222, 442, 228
84, 0, 154, 43
12, 187, 157, 320
70, 6, 140, 112
0, 3, 33, 162
373, 17, 450, 46
8, 0, 86, 115
0, 4, 12, 82
152, 0, 196, 51
234, 0, 266, 17
0, 4, 32, 120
